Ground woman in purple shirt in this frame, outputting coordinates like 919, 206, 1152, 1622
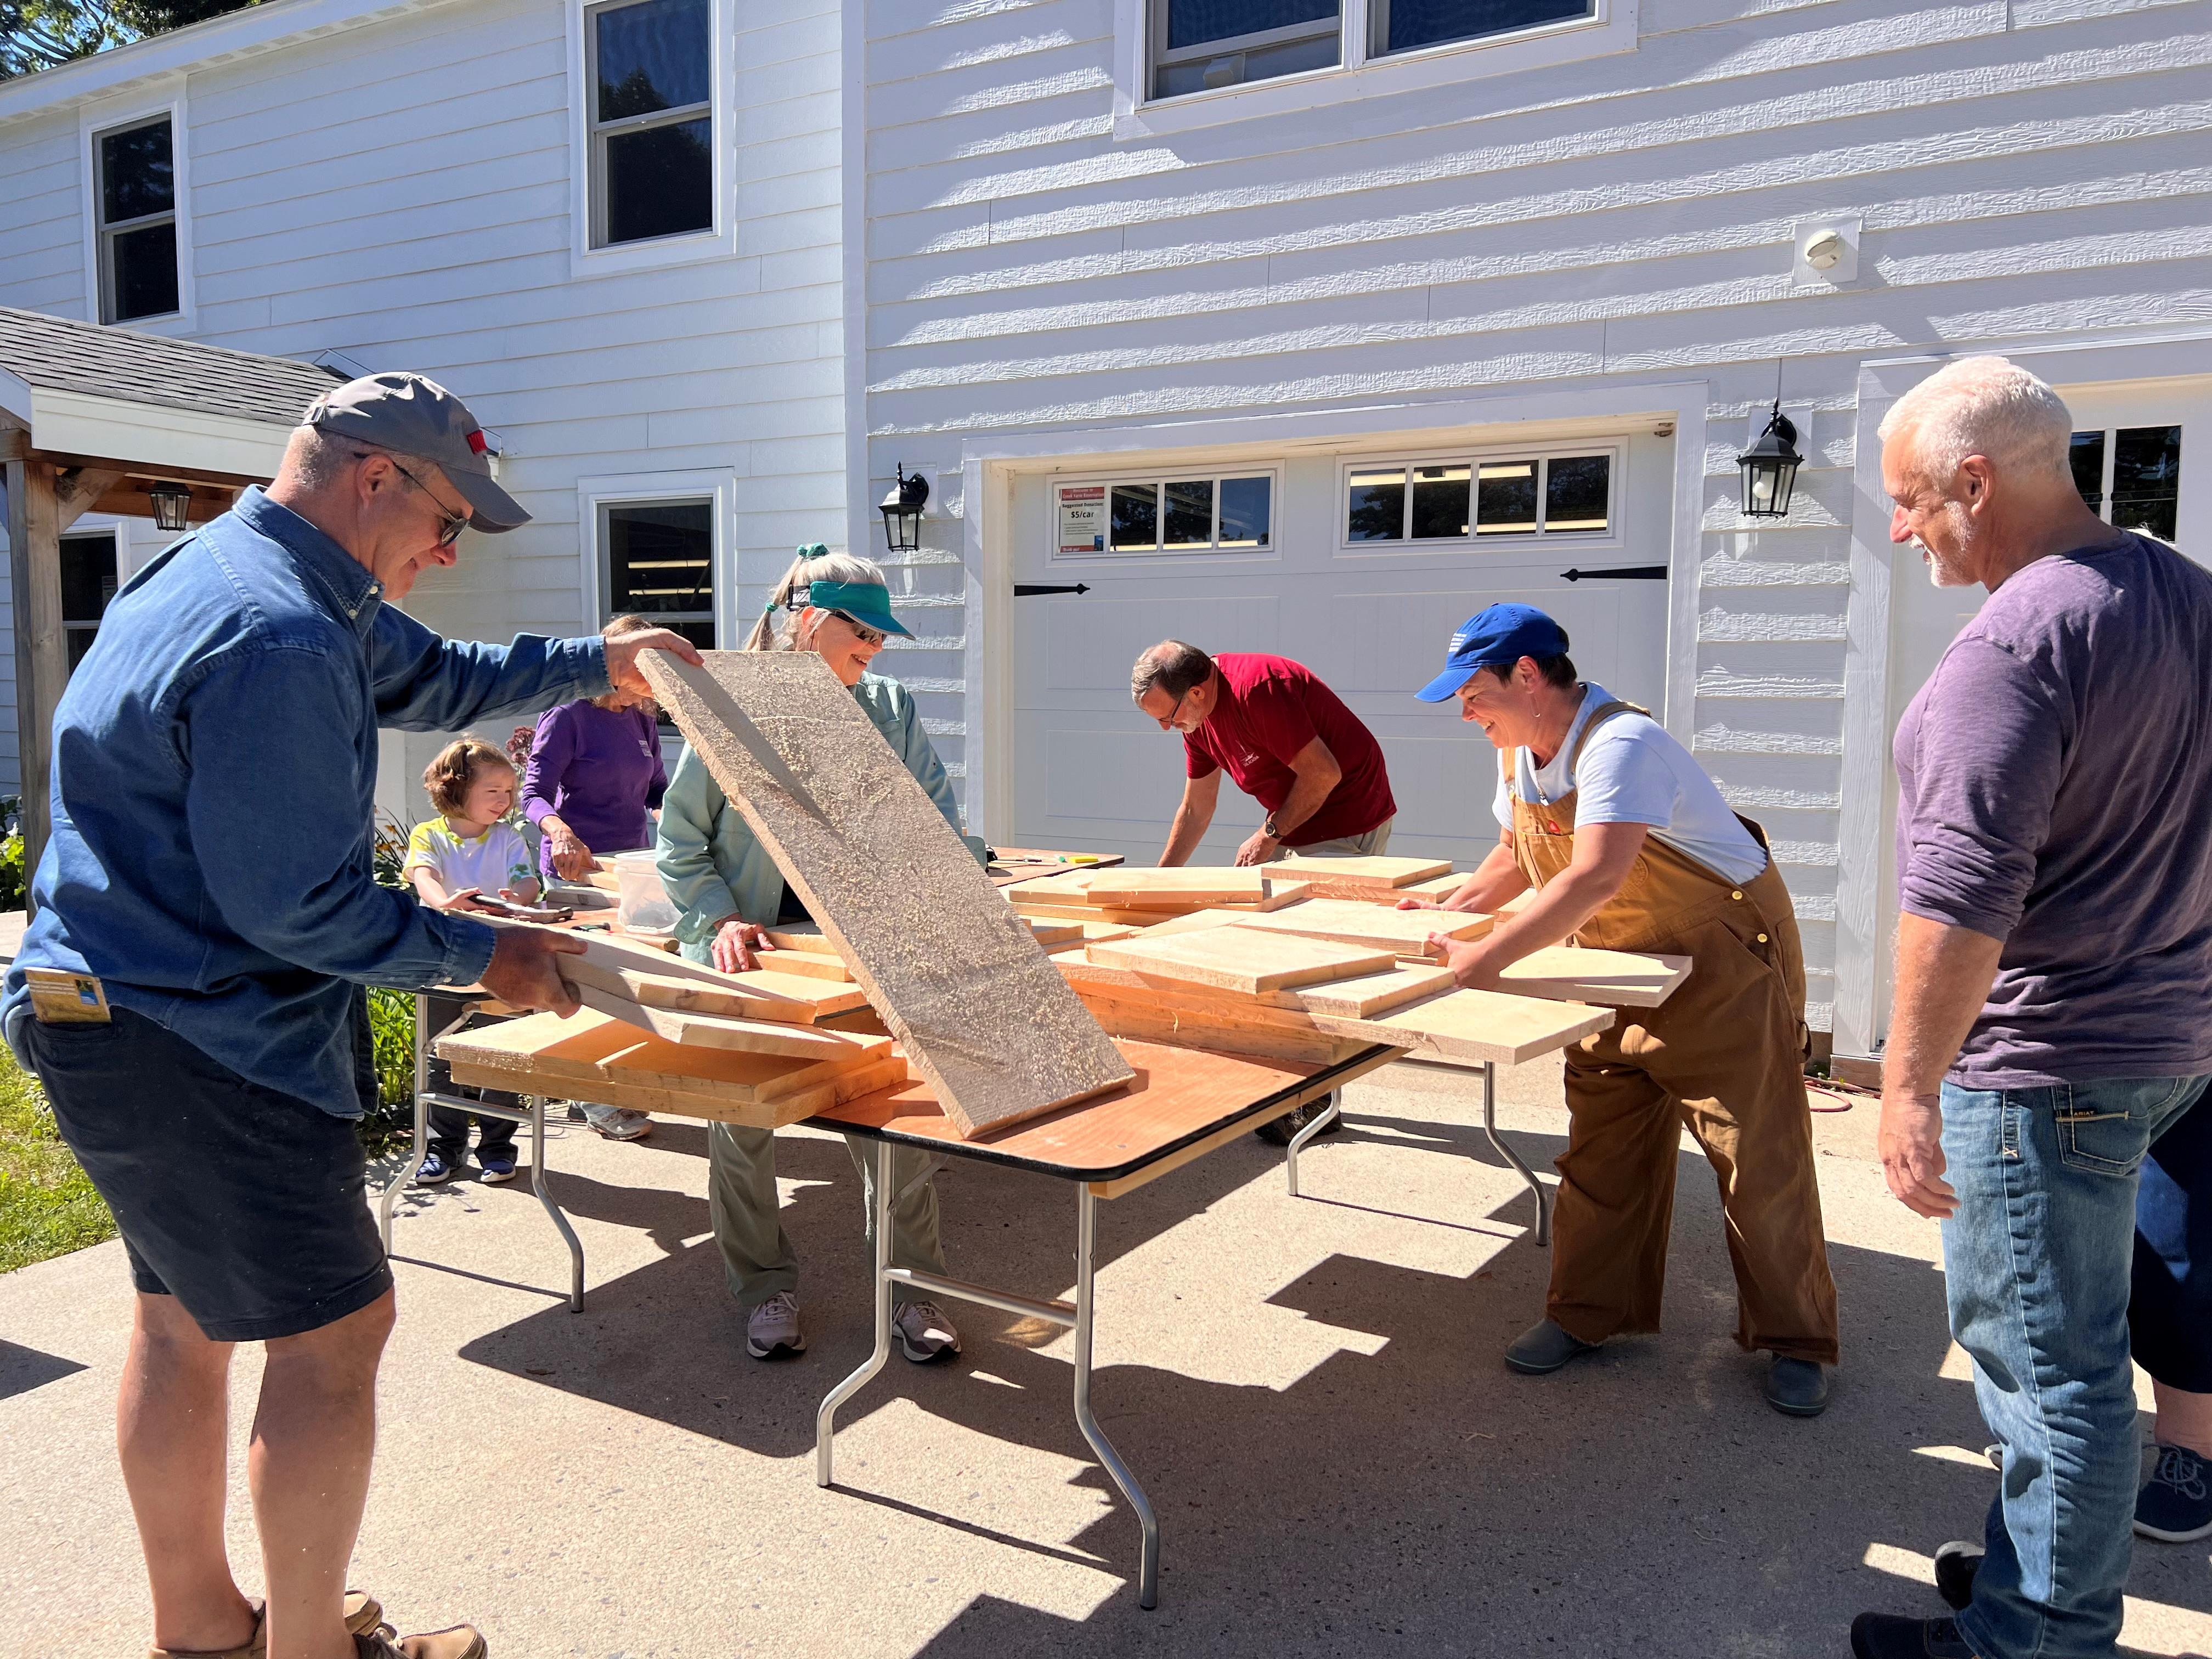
520, 615, 669, 1140
523, 614, 670, 883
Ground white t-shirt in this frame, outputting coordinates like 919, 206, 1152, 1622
1491, 682, 1768, 885
403, 819, 538, 895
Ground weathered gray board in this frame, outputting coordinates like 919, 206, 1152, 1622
639, 650, 1133, 1136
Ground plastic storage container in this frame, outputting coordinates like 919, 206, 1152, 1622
612, 849, 679, 936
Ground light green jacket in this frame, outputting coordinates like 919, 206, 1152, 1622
655, 670, 960, 961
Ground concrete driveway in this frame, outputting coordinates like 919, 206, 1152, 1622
4, 1057, 2209, 1658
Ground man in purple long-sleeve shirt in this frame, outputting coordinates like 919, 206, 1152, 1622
1852, 357, 2212, 1659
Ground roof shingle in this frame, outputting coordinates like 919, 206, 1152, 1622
0, 307, 340, 428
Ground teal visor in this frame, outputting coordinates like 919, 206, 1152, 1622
805, 580, 912, 639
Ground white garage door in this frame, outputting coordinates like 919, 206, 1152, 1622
1009, 431, 1678, 867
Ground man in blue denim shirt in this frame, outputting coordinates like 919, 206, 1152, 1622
1851, 359, 2212, 1659
5, 373, 699, 1659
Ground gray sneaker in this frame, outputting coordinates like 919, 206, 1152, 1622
580, 1103, 652, 1141
894, 1299, 961, 1363
747, 1290, 806, 1359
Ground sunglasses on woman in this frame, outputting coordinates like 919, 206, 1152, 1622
828, 610, 887, 647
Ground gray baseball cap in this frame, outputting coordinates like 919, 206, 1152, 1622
304, 371, 529, 533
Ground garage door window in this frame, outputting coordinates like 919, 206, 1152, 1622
1056, 472, 1274, 556
1344, 450, 1612, 544
2070, 425, 2182, 542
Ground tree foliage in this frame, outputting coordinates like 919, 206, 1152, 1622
1, 0, 263, 78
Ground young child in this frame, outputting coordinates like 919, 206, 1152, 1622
403, 737, 539, 1185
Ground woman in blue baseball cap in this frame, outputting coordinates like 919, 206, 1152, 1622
1405, 602, 1838, 1417
655, 546, 965, 1367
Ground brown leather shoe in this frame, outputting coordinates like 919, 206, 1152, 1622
148, 1592, 385, 1658
355, 1625, 487, 1659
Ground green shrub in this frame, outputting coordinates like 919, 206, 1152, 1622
0, 1045, 115, 1273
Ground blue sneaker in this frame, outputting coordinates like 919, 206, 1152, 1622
415, 1151, 458, 1184
478, 1154, 518, 1185
2136, 1442, 2212, 1542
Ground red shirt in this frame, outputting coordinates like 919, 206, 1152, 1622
1183, 653, 1395, 846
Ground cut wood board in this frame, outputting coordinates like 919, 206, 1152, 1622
1383, 872, 1469, 904
639, 649, 1131, 1136
1495, 946, 1691, 1008
596, 1035, 905, 1106
1085, 928, 1393, 995
1071, 988, 1373, 1066
561, 952, 866, 1023
574, 981, 894, 1060
1055, 947, 1452, 1018
1311, 987, 1613, 1065
1257, 855, 1451, 892
1082, 867, 1271, 907
1226, 898, 1494, 958
1006, 891, 1308, 925
1019, 915, 1085, 946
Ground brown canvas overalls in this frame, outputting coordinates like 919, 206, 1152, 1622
1506, 701, 1839, 1364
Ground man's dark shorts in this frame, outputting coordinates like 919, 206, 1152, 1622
27, 1006, 392, 1342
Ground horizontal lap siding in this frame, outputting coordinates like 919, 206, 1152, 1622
862, 0, 2212, 1028
0, 0, 844, 811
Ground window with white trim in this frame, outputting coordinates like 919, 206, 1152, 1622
1342, 449, 1612, 543
1150, 0, 1593, 97
60, 529, 119, 675
602, 498, 715, 648
93, 115, 179, 324
1054, 471, 1275, 556
586, 0, 713, 248
2069, 425, 2182, 542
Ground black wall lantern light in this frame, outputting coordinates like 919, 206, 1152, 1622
879, 463, 929, 552
1736, 400, 1803, 518
148, 481, 192, 532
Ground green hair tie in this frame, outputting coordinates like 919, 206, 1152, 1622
795, 541, 830, 560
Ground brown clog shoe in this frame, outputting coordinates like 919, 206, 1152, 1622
148, 1593, 386, 1659
355, 1624, 487, 1659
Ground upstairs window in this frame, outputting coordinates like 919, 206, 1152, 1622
1369, 0, 1590, 57
1154, 0, 1340, 98
587, 0, 713, 247
94, 116, 179, 323
603, 499, 715, 650
1344, 450, 1612, 544
2070, 425, 2182, 543
1149, 0, 1594, 100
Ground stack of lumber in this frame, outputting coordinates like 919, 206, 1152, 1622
1254, 855, 1454, 902
1005, 865, 1313, 928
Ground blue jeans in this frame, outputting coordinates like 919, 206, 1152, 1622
1942, 1074, 2210, 1659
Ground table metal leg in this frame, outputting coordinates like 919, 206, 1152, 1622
816, 1139, 896, 1488
1478, 1059, 1550, 1246
529, 1094, 585, 1312
375, 992, 433, 1253
1074, 1183, 1161, 1609
1283, 1088, 1341, 1198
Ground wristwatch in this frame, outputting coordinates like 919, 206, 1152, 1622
1262, 813, 1282, 840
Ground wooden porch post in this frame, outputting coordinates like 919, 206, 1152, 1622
5, 457, 66, 895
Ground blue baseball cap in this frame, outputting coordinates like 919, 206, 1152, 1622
1413, 603, 1570, 702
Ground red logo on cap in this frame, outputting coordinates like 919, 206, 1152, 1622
466, 430, 488, 455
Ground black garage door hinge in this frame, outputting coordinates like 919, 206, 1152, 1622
1559, 565, 1669, 582
1014, 583, 1091, 596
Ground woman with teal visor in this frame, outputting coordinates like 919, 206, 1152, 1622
656, 546, 966, 1365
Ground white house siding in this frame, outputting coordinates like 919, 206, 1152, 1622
0, 0, 847, 820
857, 0, 2212, 1036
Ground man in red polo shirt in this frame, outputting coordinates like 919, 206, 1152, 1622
1131, 640, 1396, 867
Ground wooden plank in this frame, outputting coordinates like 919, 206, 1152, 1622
1007, 890, 1309, 924
1311, 988, 1613, 1066
435, 1008, 636, 1079
1085, 929, 1393, 996
640, 650, 1131, 1136
450, 1052, 909, 1129
1375, 872, 1468, 904
753, 948, 854, 983
574, 982, 894, 1060
1225, 898, 1494, 959
598, 1035, 906, 1105
1083, 867, 1271, 907
1056, 947, 1449, 1019
1496, 946, 1691, 1008
1020, 915, 1086, 946
560, 953, 865, 1022
1257, 855, 1452, 893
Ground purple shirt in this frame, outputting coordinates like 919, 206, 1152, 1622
522, 699, 668, 879
1893, 533, 2212, 1088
